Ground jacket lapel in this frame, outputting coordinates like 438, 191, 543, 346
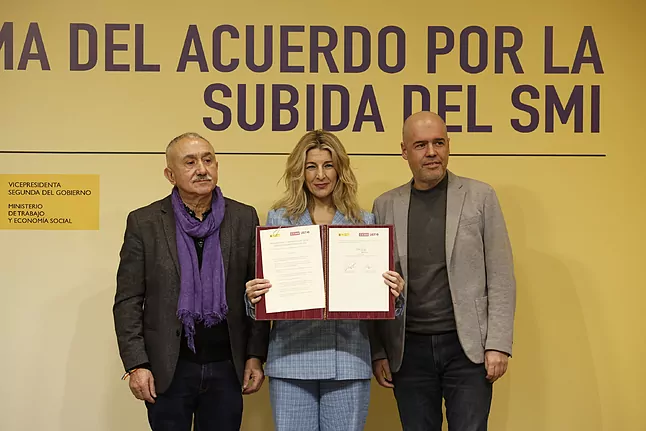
393, 182, 411, 280
161, 196, 180, 277
297, 210, 313, 226
220, 199, 232, 277
331, 210, 346, 225
445, 171, 465, 269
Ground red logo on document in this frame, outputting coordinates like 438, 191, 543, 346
358, 233, 369, 237
290, 231, 301, 236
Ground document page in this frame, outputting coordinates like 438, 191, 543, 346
259, 225, 326, 313
327, 227, 390, 312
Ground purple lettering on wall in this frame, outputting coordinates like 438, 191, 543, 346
213, 25, 239, 73
18, 22, 50, 70
378, 26, 405, 73
306, 84, 316, 130
427, 26, 454, 73
344, 26, 370, 73
203, 83, 232, 131
438, 85, 462, 132
135, 24, 160, 72
70, 24, 97, 71
403, 85, 431, 120
591, 85, 600, 133
511, 85, 540, 133
310, 26, 339, 73
246, 25, 272, 73
272, 84, 299, 131
460, 26, 487, 74
323, 84, 349, 131
495, 26, 523, 73
546, 85, 584, 132
0, 22, 14, 70
572, 26, 603, 74
177, 25, 208, 72
280, 26, 305, 73
105, 23, 129, 72
353, 85, 384, 132
238, 84, 264, 131
544, 26, 569, 74
467, 85, 492, 132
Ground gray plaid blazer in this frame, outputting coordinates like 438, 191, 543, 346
260, 208, 376, 380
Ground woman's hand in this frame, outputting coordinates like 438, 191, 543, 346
245, 279, 272, 303
382, 271, 404, 297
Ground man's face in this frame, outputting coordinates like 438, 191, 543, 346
164, 138, 218, 197
401, 118, 450, 189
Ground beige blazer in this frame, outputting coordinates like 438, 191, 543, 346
370, 171, 516, 371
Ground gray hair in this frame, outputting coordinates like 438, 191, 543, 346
166, 132, 210, 154
165, 132, 212, 164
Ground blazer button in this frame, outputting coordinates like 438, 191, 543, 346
176, 329, 181, 337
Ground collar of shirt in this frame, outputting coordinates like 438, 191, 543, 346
183, 203, 212, 222
411, 172, 449, 195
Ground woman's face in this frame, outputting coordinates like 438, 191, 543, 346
304, 148, 338, 201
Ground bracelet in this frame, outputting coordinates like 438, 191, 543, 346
121, 368, 141, 380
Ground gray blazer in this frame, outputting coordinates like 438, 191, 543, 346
369, 171, 516, 372
113, 195, 270, 393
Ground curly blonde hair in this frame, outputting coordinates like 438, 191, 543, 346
272, 130, 362, 223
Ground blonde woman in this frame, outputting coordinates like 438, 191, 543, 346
245, 130, 404, 431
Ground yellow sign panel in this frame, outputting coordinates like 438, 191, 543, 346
0, 175, 100, 230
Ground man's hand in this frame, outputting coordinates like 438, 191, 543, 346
484, 350, 509, 383
372, 359, 394, 388
129, 368, 157, 403
242, 358, 265, 395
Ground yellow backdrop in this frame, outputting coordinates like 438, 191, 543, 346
1, 0, 644, 430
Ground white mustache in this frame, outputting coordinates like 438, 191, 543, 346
193, 175, 212, 182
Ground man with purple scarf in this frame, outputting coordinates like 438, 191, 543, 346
114, 132, 270, 431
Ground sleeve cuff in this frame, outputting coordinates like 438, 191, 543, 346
244, 292, 256, 319
126, 362, 151, 373
395, 292, 405, 317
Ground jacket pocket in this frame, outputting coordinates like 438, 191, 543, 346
475, 296, 488, 347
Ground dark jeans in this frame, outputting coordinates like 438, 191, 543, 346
392, 331, 492, 431
146, 359, 243, 431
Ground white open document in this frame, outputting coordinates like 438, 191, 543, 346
327, 227, 390, 312
259, 225, 326, 313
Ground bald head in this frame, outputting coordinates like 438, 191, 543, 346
403, 111, 448, 143
400, 111, 450, 190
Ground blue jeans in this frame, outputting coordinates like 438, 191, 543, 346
146, 359, 242, 431
392, 331, 492, 431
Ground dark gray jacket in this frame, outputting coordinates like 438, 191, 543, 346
113, 194, 269, 393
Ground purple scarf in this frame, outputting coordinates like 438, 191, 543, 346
171, 186, 227, 353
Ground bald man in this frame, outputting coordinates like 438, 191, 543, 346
369, 112, 516, 431
113, 132, 270, 431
